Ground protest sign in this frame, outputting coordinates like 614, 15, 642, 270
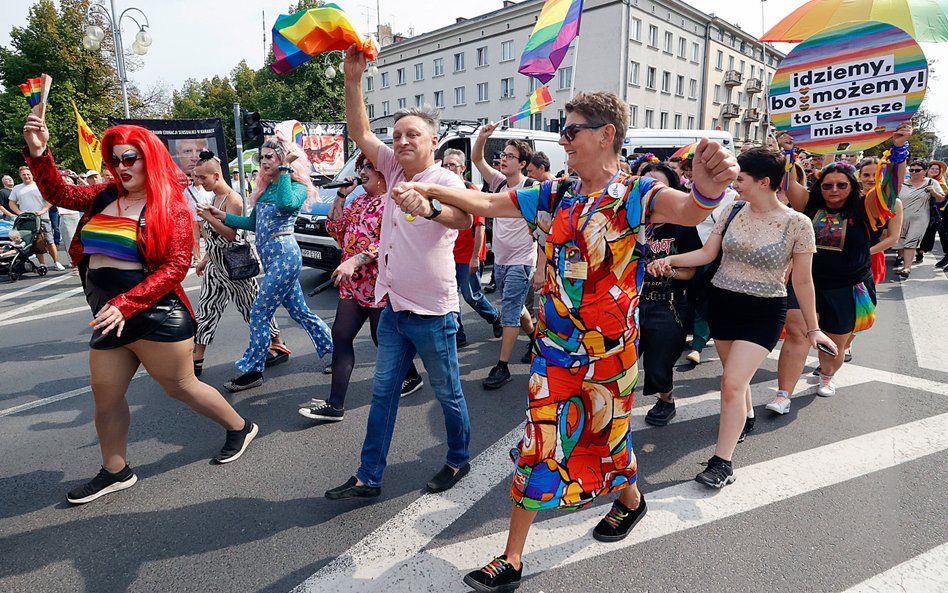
263, 119, 348, 177
108, 116, 230, 183
768, 21, 927, 154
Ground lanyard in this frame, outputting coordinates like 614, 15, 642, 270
569, 170, 621, 243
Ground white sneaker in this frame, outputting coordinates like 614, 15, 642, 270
816, 375, 837, 397
686, 350, 701, 364
765, 395, 791, 414
54, 262, 65, 271
298, 397, 326, 408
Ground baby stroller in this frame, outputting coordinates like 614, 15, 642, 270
0, 212, 48, 282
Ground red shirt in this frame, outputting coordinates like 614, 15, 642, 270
453, 181, 486, 264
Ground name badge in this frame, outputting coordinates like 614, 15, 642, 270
564, 260, 588, 280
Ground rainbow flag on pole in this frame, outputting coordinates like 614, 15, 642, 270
506, 86, 554, 124
270, 3, 378, 74
518, 0, 584, 84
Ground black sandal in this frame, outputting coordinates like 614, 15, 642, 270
193, 359, 204, 377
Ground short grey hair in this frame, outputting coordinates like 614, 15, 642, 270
393, 104, 441, 135
443, 148, 465, 161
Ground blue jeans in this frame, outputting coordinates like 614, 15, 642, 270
455, 263, 498, 341
357, 305, 471, 488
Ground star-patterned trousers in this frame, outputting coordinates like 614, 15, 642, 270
236, 235, 332, 373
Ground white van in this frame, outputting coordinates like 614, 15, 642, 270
295, 120, 566, 271
622, 129, 735, 160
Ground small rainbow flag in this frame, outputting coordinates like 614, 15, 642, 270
292, 121, 305, 146
270, 3, 378, 75
506, 87, 554, 124
518, 0, 584, 84
19, 77, 44, 108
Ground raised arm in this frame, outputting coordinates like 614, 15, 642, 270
650, 138, 739, 226
777, 132, 809, 212
22, 113, 103, 212
344, 43, 384, 165
471, 122, 504, 185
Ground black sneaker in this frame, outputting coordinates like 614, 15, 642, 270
325, 476, 381, 500
463, 555, 522, 592
457, 335, 468, 348
593, 496, 648, 542
483, 364, 512, 390
223, 371, 263, 392
519, 341, 534, 365
915, 251, 924, 264
645, 398, 676, 427
844, 350, 853, 363
483, 282, 496, 294
299, 402, 344, 422
426, 463, 470, 493
66, 465, 138, 505
401, 374, 424, 397
936, 255, 948, 269
695, 456, 735, 489
894, 255, 904, 268
491, 317, 504, 338
213, 418, 259, 464
897, 268, 911, 279
811, 366, 822, 377
737, 416, 755, 443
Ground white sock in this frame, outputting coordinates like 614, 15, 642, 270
746, 408, 755, 419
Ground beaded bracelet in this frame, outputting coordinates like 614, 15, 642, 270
277, 165, 293, 173
889, 143, 909, 165
806, 328, 822, 334
691, 183, 726, 210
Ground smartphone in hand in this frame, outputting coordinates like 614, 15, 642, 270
816, 342, 838, 357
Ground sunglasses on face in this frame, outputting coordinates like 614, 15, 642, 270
909, 168, 925, 173
821, 182, 850, 190
109, 151, 141, 168
559, 123, 606, 143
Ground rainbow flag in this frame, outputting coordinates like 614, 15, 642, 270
19, 77, 43, 107
270, 3, 378, 75
518, 0, 584, 84
507, 86, 554, 124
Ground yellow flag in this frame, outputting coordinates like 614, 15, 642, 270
70, 100, 102, 173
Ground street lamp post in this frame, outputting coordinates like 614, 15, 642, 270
80, 1, 152, 118
760, 0, 769, 142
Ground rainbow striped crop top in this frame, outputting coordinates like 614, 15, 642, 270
81, 213, 142, 262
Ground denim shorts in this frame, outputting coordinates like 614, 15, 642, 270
494, 264, 534, 327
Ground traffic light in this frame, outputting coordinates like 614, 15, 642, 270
242, 110, 264, 148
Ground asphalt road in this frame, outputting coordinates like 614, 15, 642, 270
1, 257, 947, 593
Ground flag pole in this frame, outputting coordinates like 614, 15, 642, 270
569, 35, 580, 99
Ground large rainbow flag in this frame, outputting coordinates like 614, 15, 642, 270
518, 0, 584, 84
270, 3, 378, 75
507, 86, 554, 124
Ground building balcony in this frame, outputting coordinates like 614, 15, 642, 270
722, 103, 740, 119
745, 78, 762, 94
743, 108, 760, 122
724, 70, 743, 87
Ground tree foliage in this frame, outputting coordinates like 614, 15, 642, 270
864, 108, 940, 160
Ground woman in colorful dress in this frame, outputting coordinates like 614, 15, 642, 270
199, 138, 332, 392
392, 91, 739, 592
22, 113, 258, 505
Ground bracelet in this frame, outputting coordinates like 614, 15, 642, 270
889, 143, 909, 165
806, 328, 821, 334
336, 190, 347, 199
277, 165, 293, 173
691, 184, 726, 210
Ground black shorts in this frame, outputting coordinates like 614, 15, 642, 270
85, 268, 195, 350
708, 286, 787, 351
787, 276, 876, 335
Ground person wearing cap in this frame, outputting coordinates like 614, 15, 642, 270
85, 170, 101, 185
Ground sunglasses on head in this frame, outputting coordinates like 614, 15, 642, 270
109, 151, 141, 168
559, 123, 606, 143
821, 182, 850, 190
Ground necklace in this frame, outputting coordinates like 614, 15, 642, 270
119, 194, 146, 216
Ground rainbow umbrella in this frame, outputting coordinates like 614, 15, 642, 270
762, 0, 948, 43
270, 3, 378, 75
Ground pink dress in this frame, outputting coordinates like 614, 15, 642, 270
325, 193, 385, 308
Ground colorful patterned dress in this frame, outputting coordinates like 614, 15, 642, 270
508, 173, 664, 510
325, 193, 385, 308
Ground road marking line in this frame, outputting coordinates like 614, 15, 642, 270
0, 371, 148, 418
0, 286, 85, 322
0, 272, 75, 303
840, 541, 948, 593
899, 268, 948, 373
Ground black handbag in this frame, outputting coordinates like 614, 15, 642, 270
222, 235, 260, 280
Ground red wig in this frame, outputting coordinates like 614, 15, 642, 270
100, 125, 188, 265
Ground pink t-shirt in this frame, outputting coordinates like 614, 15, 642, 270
374, 144, 465, 315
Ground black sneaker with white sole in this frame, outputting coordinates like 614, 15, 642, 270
67, 465, 138, 505
463, 555, 522, 592
737, 416, 755, 443
212, 418, 258, 464
223, 371, 263, 392
645, 398, 676, 427
401, 374, 424, 397
299, 402, 344, 422
695, 456, 735, 489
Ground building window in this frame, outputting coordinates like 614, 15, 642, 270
366, 76, 374, 92
434, 58, 444, 77
529, 77, 542, 92
501, 40, 514, 61
689, 78, 697, 99
692, 42, 700, 62
716, 50, 723, 70
734, 121, 741, 138
750, 64, 756, 79
678, 37, 686, 59
414, 94, 424, 107
675, 75, 684, 96
434, 90, 444, 107
397, 98, 407, 109
646, 66, 656, 89
645, 109, 654, 128
414, 63, 424, 81
477, 82, 489, 102
630, 104, 638, 127
728, 55, 735, 70
454, 52, 465, 72
674, 113, 682, 129
648, 25, 658, 47
382, 100, 390, 116
558, 67, 572, 91
739, 59, 745, 74
501, 77, 515, 98
396, 67, 406, 85
629, 61, 640, 85
454, 86, 465, 105
381, 72, 390, 88
663, 31, 673, 53
476, 46, 488, 67
631, 17, 641, 42
711, 117, 718, 129
660, 111, 669, 129
367, 104, 375, 118
661, 71, 671, 93
713, 84, 721, 103
687, 115, 695, 128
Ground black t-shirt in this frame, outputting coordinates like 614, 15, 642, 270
805, 202, 881, 288
643, 223, 702, 294
0, 187, 11, 211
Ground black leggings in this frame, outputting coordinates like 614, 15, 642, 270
328, 298, 419, 409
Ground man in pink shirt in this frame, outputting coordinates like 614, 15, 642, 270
325, 44, 475, 500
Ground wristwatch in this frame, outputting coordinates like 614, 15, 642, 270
424, 198, 443, 220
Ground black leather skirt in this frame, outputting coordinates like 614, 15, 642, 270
85, 268, 195, 350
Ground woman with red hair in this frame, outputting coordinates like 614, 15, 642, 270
23, 114, 259, 505
200, 138, 332, 391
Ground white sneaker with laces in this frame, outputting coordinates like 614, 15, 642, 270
766, 394, 791, 414
816, 374, 837, 397
54, 262, 65, 271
